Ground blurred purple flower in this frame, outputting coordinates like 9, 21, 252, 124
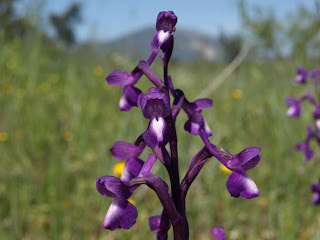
313, 105, 320, 132
295, 66, 308, 84
211, 226, 226, 240
296, 126, 314, 162
286, 97, 301, 118
311, 183, 320, 205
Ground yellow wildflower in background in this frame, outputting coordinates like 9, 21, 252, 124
113, 162, 125, 177
63, 132, 73, 142
219, 163, 232, 174
93, 66, 104, 77
231, 89, 243, 99
62, 199, 71, 209
0, 132, 8, 142
128, 198, 136, 206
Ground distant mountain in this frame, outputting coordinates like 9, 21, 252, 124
101, 27, 223, 62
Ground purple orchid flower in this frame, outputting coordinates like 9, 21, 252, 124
141, 88, 171, 148
311, 183, 320, 205
110, 139, 146, 161
313, 105, 320, 132
98, 10, 262, 239
224, 147, 261, 199
183, 98, 213, 137
151, 11, 177, 53
96, 155, 156, 230
211, 226, 226, 240
286, 97, 301, 118
295, 66, 308, 84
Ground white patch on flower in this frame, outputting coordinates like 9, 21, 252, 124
104, 201, 120, 227
120, 167, 130, 182
119, 95, 128, 109
204, 119, 212, 136
190, 122, 200, 135
244, 177, 258, 194
316, 119, 320, 132
286, 106, 296, 117
151, 117, 165, 142
158, 30, 170, 44
295, 74, 303, 83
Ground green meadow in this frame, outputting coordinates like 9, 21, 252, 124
1, 35, 320, 240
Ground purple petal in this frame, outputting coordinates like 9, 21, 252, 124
143, 117, 169, 148
211, 226, 226, 240
139, 154, 157, 174
149, 215, 161, 232
227, 147, 261, 169
226, 170, 259, 199
110, 141, 146, 160
103, 198, 138, 230
312, 183, 320, 205
156, 11, 177, 32
119, 86, 143, 111
296, 142, 314, 162
193, 98, 213, 111
120, 158, 144, 183
106, 70, 135, 86
141, 92, 171, 119
96, 176, 132, 199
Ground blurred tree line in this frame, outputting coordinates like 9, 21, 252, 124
238, 0, 320, 60
0, 0, 81, 45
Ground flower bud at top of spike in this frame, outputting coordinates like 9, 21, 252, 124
156, 11, 177, 32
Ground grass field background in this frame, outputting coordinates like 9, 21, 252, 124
1, 34, 320, 240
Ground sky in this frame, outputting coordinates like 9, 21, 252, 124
18, 0, 314, 43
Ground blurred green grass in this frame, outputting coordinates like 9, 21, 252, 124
1, 35, 320, 240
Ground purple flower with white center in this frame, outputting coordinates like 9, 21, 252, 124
151, 11, 177, 53
119, 85, 143, 111
96, 155, 156, 230
141, 88, 171, 148
287, 66, 320, 206
97, 11, 263, 239
311, 183, 320, 205
219, 147, 261, 199
313, 105, 320, 131
96, 176, 137, 230
183, 98, 213, 136
295, 66, 308, 84
211, 226, 226, 240
286, 97, 301, 118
